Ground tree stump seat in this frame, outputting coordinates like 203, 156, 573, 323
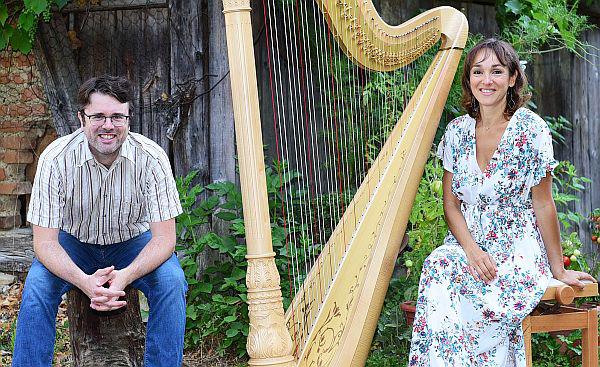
67, 286, 145, 367
523, 279, 599, 367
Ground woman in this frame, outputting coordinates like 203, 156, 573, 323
407, 38, 595, 366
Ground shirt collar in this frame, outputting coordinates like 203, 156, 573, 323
76, 129, 135, 167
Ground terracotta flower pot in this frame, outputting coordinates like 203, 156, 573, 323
401, 300, 417, 328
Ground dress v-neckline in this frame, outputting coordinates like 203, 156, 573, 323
472, 113, 514, 176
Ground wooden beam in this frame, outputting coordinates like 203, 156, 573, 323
169, 0, 210, 179
0, 228, 34, 273
34, 14, 82, 137
60, 1, 168, 13
530, 312, 590, 333
541, 279, 599, 302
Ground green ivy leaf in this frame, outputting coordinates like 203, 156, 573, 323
223, 315, 237, 323
0, 3, 8, 26
225, 328, 239, 337
24, 0, 48, 15
186, 305, 198, 320
197, 282, 213, 293
224, 295, 240, 305
0, 25, 13, 50
10, 27, 33, 54
18, 12, 36, 32
215, 211, 237, 221
230, 267, 245, 280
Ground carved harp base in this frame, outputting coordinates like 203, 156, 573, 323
246, 254, 296, 366
248, 357, 295, 367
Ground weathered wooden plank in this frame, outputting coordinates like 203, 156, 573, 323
169, 0, 213, 274
588, 31, 600, 215
463, 2, 498, 37
131, 8, 171, 152
61, 0, 167, 12
74, 10, 116, 79
169, 0, 210, 179
208, 0, 236, 185
569, 41, 592, 252
34, 14, 82, 136
0, 228, 34, 273
533, 28, 600, 264
114, 9, 143, 134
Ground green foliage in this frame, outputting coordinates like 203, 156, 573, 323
531, 330, 588, 367
561, 231, 591, 273
0, 0, 68, 54
591, 208, 600, 239
0, 319, 16, 353
176, 171, 249, 356
545, 115, 573, 146
176, 162, 306, 357
401, 156, 447, 301
496, 0, 594, 59
367, 274, 413, 366
552, 160, 592, 230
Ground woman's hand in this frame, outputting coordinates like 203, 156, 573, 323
554, 269, 597, 290
466, 246, 497, 284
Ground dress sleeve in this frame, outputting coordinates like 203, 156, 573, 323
435, 122, 455, 173
527, 120, 559, 188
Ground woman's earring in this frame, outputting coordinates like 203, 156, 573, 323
472, 97, 478, 112
508, 89, 516, 108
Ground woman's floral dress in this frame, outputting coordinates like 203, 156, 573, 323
408, 108, 557, 366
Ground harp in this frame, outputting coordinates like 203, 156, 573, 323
221, 0, 467, 365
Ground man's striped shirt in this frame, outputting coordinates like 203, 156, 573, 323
27, 129, 182, 245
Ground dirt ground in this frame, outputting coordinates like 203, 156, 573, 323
0, 279, 244, 367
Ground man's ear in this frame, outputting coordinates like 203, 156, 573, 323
78, 111, 85, 128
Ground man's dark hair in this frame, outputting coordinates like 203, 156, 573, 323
78, 75, 133, 110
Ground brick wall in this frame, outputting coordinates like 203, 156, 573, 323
0, 49, 57, 230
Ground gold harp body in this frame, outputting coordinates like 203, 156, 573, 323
221, 1, 468, 366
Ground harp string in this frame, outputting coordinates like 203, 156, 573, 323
298, 0, 330, 315
261, 0, 436, 354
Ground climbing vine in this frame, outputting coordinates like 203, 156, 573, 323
0, 0, 69, 54
496, 0, 594, 59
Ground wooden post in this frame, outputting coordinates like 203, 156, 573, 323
221, 0, 295, 365
67, 287, 145, 367
33, 15, 81, 136
582, 307, 599, 367
522, 316, 533, 367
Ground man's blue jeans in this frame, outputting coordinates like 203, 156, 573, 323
12, 230, 187, 367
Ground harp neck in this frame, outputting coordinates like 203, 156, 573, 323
316, 0, 467, 70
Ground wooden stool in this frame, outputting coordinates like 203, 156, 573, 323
523, 279, 599, 367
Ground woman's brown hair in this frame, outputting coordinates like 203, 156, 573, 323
461, 38, 530, 120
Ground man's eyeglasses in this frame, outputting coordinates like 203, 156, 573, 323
81, 110, 130, 127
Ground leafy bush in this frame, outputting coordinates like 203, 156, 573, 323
553, 160, 592, 231
497, 0, 594, 58
176, 172, 248, 356
400, 156, 447, 301
176, 162, 306, 357
0, 0, 69, 54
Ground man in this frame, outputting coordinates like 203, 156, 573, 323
13, 75, 187, 367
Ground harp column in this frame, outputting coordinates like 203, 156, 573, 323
222, 1, 295, 366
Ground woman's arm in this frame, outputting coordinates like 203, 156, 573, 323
443, 170, 497, 283
531, 173, 596, 288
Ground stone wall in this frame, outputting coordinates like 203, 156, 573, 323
0, 49, 57, 231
